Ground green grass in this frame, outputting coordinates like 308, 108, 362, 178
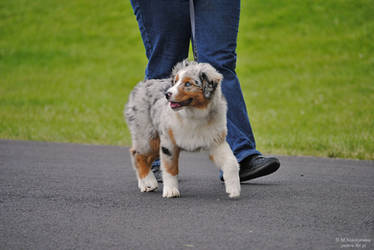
0, 0, 373, 159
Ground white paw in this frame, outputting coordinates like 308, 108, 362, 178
225, 177, 241, 198
138, 173, 158, 192
226, 184, 240, 198
162, 186, 180, 198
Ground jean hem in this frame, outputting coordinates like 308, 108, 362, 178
235, 149, 261, 163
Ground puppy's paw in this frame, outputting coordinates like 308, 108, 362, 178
139, 184, 158, 192
225, 179, 241, 198
162, 186, 180, 198
226, 185, 240, 198
138, 173, 158, 192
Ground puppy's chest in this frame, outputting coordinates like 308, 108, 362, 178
172, 123, 222, 152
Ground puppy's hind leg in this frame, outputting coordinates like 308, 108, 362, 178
130, 148, 158, 192
209, 142, 240, 198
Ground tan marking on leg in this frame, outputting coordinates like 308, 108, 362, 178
163, 148, 180, 176
162, 129, 180, 176
213, 131, 227, 145
149, 136, 160, 158
209, 155, 215, 163
135, 154, 151, 179
133, 137, 160, 179
168, 129, 176, 145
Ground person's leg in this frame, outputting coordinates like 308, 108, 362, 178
192, 0, 260, 162
192, 0, 280, 181
130, 0, 191, 181
130, 0, 191, 79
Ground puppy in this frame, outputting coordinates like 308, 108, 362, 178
125, 60, 240, 198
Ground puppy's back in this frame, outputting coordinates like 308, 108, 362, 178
125, 79, 171, 138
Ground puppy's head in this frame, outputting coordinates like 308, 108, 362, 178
166, 60, 223, 110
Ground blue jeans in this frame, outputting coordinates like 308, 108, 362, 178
130, 0, 261, 164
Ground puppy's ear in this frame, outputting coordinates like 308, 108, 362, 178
199, 64, 223, 99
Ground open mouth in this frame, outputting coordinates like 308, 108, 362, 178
169, 98, 193, 109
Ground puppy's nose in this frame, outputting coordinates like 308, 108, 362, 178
165, 92, 172, 100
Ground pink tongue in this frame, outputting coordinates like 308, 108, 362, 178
170, 102, 182, 109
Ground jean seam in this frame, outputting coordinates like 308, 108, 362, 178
134, 5, 152, 71
141, 15, 152, 59
190, 0, 198, 61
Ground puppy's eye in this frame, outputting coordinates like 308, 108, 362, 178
185, 82, 191, 87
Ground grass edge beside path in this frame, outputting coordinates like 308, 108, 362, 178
0, 0, 373, 160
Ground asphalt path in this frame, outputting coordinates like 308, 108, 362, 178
0, 140, 373, 250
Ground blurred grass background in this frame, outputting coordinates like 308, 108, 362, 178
0, 0, 373, 159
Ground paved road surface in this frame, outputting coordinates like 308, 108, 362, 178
0, 140, 373, 249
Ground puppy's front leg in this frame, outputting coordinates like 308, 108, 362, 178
209, 141, 240, 198
160, 137, 181, 198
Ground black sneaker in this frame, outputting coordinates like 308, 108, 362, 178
152, 165, 163, 183
220, 154, 280, 182
239, 155, 280, 182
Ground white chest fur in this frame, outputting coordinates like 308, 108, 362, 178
170, 111, 226, 152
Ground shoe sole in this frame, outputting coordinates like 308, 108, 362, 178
239, 159, 280, 182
